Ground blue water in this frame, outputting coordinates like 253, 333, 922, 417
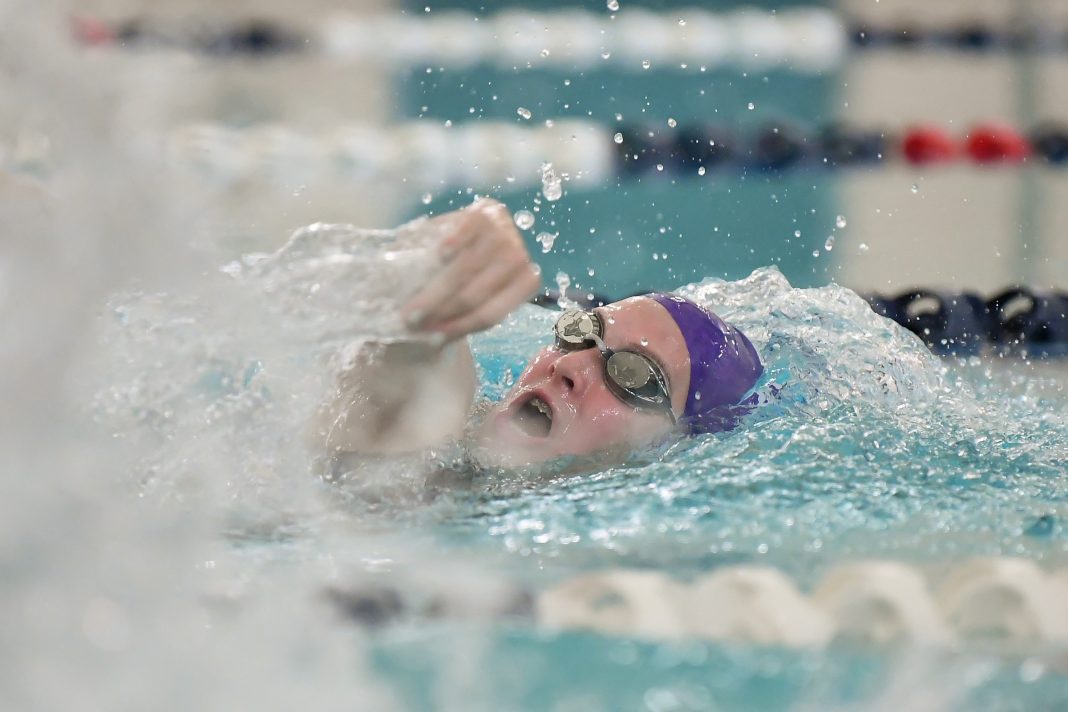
97, 262, 1068, 711
370, 629, 1068, 712
352, 269, 1068, 711
401, 268, 1068, 585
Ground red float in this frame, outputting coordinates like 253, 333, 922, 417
71, 16, 115, 46
901, 126, 958, 164
964, 123, 1031, 163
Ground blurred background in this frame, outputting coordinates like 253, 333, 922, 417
7, 0, 1066, 299
3, 3, 1068, 710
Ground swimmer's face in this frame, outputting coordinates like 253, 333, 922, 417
476, 296, 690, 467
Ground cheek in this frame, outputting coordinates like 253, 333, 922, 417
566, 392, 669, 448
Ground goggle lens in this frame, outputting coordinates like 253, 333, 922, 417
552, 309, 675, 423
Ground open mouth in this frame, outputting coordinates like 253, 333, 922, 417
512, 393, 553, 438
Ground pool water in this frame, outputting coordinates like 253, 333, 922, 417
87, 227, 1068, 711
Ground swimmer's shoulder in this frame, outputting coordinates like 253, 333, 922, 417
319, 397, 494, 488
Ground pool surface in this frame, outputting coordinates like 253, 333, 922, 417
86, 225, 1068, 710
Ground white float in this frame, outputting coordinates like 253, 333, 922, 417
812, 561, 953, 646
936, 557, 1068, 645
689, 566, 833, 647
537, 569, 691, 640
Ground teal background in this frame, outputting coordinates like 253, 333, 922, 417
397, 1, 839, 297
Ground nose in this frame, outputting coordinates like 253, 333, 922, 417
548, 348, 601, 397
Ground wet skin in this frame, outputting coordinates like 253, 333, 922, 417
475, 296, 692, 467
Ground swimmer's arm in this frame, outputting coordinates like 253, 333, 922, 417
308, 198, 537, 456
306, 339, 476, 456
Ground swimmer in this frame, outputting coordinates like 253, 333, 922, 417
308, 198, 763, 472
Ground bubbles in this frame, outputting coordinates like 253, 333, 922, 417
516, 107, 532, 120
607, 0, 620, 11
641, 59, 651, 70
555, 271, 572, 296
747, 102, 756, 111
812, 249, 820, 258
911, 184, 920, 194
640, 337, 649, 346
535, 232, 557, 253
667, 118, 677, 128
587, 267, 595, 277
697, 166, 706, 176
540, 162, 563, 202
421, 192, 433, 205
835, 215, 847, 229
513, 210, 535, 230
858, 243, 870, 253
794, 230, 802, 238
824, 236, 835, 252
613, 132, 624, 144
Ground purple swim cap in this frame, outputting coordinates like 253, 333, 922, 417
648, 293, 763, 434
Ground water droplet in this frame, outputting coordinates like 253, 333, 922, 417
536, 231, 558, 253
678, 18, 687, 26
747, 102, 755, 111
613, 132, 624, 144
587, 267, 595, 277
667, 118, 677, 128
614, 113, 623, 122
655, 163, 664, 172
824, 236, 835, 251
694, 391, 701, 400
540, 48, 550, 58
812, 249, 820, 258
540, 162, 563, 202
421, 192, 433, 205
606, 316, 616, 325
697, 166, 706, 176
600, 50, 611, 60
858, 242, 869, 253
835, 215, 847, 229
514, 210, 535, 230
910, 183, 919, 194
640, 337, 649, 346
607, 0, 619, 11
641, 59, 651, 70
516, 107, 532, 120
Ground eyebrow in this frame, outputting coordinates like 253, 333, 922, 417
593, 308, 677, 396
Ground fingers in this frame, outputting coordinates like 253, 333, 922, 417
429, 263, 542, 341
403, 220, 501, 325
425, 244, 532, 328
403, 197, 536, 336
436, 197, 510, 259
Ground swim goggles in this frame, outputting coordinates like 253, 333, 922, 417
553, 309, 676, 424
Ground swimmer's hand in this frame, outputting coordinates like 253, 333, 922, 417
402, 198, 541, 342
309, 199, 537, 458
